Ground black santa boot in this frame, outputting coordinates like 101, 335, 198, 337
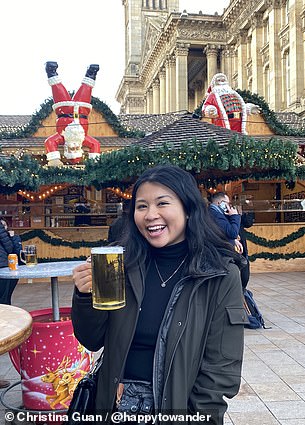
45, 61, 58, 78
85, 64, 100, 80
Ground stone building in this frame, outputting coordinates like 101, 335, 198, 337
116, 0, 305, 116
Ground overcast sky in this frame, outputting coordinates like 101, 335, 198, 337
0, 1, 228, 116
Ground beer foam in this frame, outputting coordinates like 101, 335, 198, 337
91, 246, 124, 254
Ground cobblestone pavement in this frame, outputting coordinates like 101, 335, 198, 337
1, 272, 305, 424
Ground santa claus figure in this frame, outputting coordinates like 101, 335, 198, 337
44, 62, 101, 166
202, 73, 260, 134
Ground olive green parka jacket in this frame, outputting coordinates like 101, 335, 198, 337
71, 256, 247, 424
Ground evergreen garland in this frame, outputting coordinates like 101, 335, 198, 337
244, 227, 305, 247
20, 229, 108, 249
37, 256, 87, 263
18, 229, 305, 263
249, 252, 305, 261
0, 137, 302, 194
237, 90, 305, 136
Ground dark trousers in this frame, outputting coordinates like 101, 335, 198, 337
0, 278, 18, 305
240, 261, 250, 289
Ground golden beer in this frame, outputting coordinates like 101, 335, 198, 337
20, 244, 38, 267
91, 246, 125, 310
25, 253, 38, 267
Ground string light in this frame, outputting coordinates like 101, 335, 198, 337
108, 187, 132, 199
18, 185, 64, 202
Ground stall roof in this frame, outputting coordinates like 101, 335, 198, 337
0, 111, 304, 152
274, 112, 305, 131
1, 110, 304, 132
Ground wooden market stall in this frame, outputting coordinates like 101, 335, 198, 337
1, 96, 305, 271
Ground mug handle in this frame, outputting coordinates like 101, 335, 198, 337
20, 250, 26, 264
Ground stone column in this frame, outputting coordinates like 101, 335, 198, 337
146, 88, 153, 114
250, 13, 264, 95
144, 93, 147, 114
302, 6, 305, 90
288, 0, 304, 109
169, 57, 176, 112
152, 79, 160, 114
281, 50, 288, 108
220, 49, 231, 81
205, 45, 218, 85
236, 30, 248, 88
268, 4, 282, 110
165, 58, 170, 112
175, 44, 189, 112
159, 68, 166, 113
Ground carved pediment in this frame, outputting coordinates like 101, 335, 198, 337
142, 16, 167, 64
177, 21, 226, 43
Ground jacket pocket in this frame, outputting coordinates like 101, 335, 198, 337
221, 307, 248, 360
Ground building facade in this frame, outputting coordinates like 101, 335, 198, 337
116, 0, 305, 116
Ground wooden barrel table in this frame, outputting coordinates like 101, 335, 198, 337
0, 304, 33, 355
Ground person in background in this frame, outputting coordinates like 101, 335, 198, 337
107, 200, 130, 243
71, 164, 247, 424
208, 191, 243, 253
0, 218, 22, 388
0, 218, 22, 304
74, 196, 91, 226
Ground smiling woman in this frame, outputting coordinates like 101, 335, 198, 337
134, 181, 187, 248
71, 164, 248, 424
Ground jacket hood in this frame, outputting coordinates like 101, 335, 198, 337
218, 248, 248, 270
190, 248, 247, 280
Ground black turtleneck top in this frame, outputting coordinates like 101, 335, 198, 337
124, 240, 188, 382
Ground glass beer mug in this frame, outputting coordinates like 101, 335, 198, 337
20, 245, 38, 267
91, 246, 125, 310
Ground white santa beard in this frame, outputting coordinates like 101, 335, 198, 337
212, 84, 236, 95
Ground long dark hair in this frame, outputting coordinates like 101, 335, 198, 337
122, 165, 236, 274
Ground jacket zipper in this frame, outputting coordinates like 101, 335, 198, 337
152, 275, 190, 410
113, 263, 146, 407
153, 270, 227, 411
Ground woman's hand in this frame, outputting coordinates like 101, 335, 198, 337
73, 260, 92, 294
